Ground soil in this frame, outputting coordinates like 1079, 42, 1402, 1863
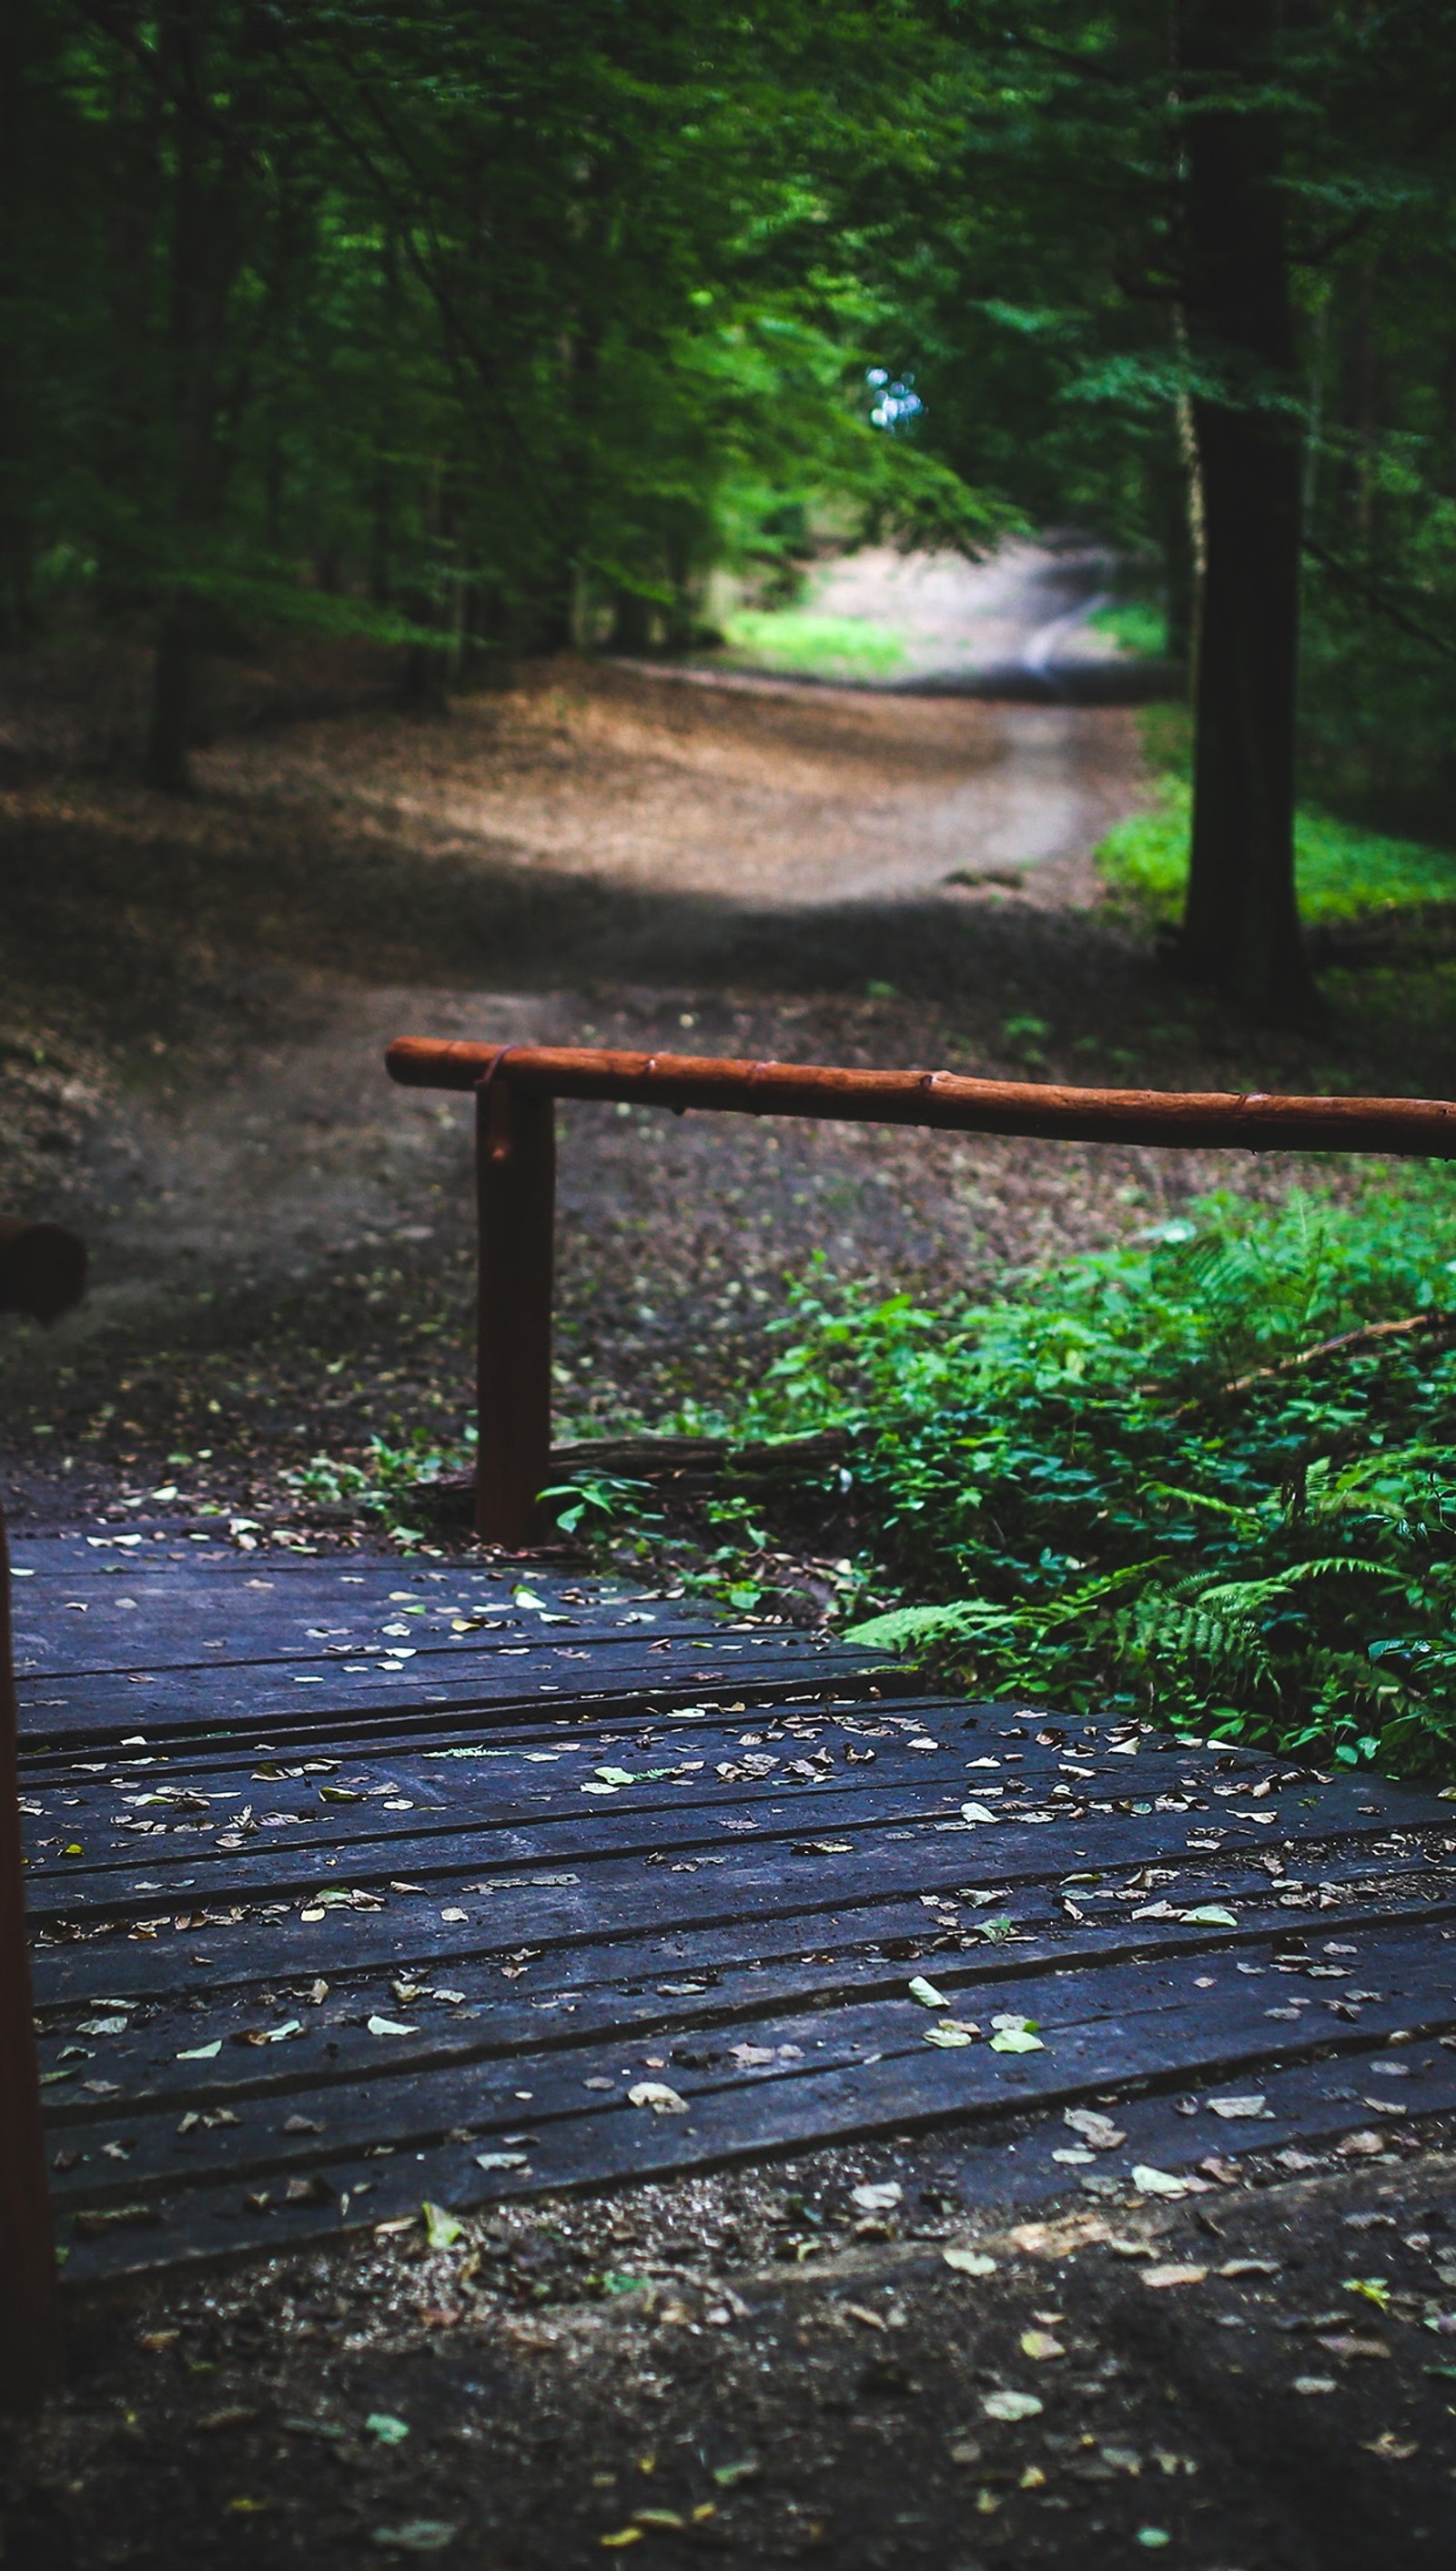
4, 554, 1456, 2562
7, 2140, 1456, 2566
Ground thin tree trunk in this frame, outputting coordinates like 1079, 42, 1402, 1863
143, 0, 240, 793
1176, 0, 1312, 1017
145, 606, 197, 792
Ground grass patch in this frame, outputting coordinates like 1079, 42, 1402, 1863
716, 607, 911, 681
1087, 599, 1168, 659
666, 1179, 1456, 1779
1099, 774, 1456, 927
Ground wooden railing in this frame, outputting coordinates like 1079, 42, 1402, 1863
385, 1037, 1456, 1545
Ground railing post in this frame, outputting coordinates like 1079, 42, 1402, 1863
474, 1075, 556, 1545
0, 1508, 63, 2410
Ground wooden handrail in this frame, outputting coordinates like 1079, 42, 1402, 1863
386, 1038, 1456, 1159
384, 1038, 1456, 1543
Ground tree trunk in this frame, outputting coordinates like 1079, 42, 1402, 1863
609, 587, 653, 653
144, 606, 197, 791
143, 0, 243, 793
1176, 0, 1313, 1017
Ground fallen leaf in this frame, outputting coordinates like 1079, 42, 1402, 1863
421, 2203, 463, 2252
943, 2248, 997, 2277
367, 2413, 411, 2445
370, 2525, 459, 2555
1219, 2257, 1280, 2278
908, 1975, 949, 2008
1141, 2264, 1208, 2291
599, 2533, 644, 2551
474, 2151, 530, 2171
368, 2017, 419, 2038
1206, 2094, 1268, 2120
989, 2016, 1044, 2055
960, 1803, 999, 1824
1292, 2375, 1339, 2395
981, 2390, 1043, 2423
1130, 2166, 1189, 2199
1315, 2333, 1390, 2361
851, 2181, 903, 2212
1020, 2329, 1065, 2361
176, 2040, 222, 2060
1338, 2131, 1389, 2158
1008, 2213, 1114, 2257
925, 2024, 978, 2049
710, 2459, 760, 2487
1064, 2108, 1125, 2151
1362, 2432, 1419, 2460
627, 2082, 688, 2114
1180, 1906, 1237, 1928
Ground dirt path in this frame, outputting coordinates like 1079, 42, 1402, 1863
7, 544, 1432, 1527
2, 552, 1165, 1480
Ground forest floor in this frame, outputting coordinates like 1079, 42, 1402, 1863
4, 552, 1456, 2564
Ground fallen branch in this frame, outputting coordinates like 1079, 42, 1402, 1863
1179, 1311, 1452, 1415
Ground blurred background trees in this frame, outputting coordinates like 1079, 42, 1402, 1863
3, 0, 1454, 1012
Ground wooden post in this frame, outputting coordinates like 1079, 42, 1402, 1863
474, 1076, 555, 1545
0, 1509, 63, 2409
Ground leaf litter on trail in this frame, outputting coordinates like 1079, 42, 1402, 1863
989, 2015, 1043, 2054
981, 2389, 1043, 2423
366, 2413, 411, 2445
1064, 2107, 1124, 2150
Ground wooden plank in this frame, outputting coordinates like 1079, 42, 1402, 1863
53, 1900, 1456, 2169
23, 1733, 1446, 1930
14, 1640, 880, 1750
33, 1873, 1456, 2133
48, 1913, 1456, 2283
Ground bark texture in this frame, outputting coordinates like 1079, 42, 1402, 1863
1178, 0, 1313, 1017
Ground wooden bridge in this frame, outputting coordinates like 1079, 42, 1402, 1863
5, 1055, 1456, 2411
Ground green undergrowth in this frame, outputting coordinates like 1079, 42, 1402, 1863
715, 607, 910, 681
1087, 599, 1168, 659
695, 1179, 1456, 1780
1099, 774, 1456, 927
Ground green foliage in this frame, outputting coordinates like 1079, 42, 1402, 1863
1087, 600, 1168, 660
723, 1183, 1456, 1776
719, 607, 911, 680
1098, 776, 1456, 927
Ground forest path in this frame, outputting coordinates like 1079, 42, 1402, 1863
29, 580, 1151, 1362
